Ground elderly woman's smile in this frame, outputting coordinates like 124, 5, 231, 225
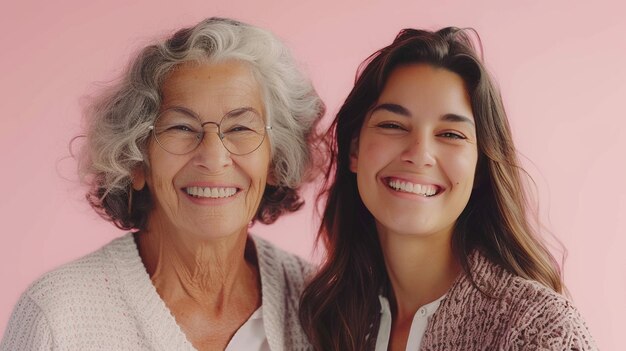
135, 61, 271, 241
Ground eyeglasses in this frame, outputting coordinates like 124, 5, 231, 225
149, 107, 271, 155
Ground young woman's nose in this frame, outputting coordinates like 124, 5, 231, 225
400, 134, 436, 167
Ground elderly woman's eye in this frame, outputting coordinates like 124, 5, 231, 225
168, 124, 197, 133
225, 125, 254, 133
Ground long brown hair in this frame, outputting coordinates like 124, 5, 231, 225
299, 27, 563, 350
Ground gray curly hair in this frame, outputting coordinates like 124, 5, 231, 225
78, 17, 325, 230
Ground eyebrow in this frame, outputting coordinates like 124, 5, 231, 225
370, 103, 411, 117
370, 103, 475, 127
441, 113, 475, 127
164, 106, 261, 119
226, 107, 261, 118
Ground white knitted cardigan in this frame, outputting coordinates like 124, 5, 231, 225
1, 233, 313, 351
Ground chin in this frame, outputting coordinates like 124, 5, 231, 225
175, 221, 246, 241
378, 216, 449, 238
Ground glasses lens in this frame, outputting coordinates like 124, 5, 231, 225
153, 110, 203, 155
220, 110, 267, 155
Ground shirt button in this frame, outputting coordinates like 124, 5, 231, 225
420, 308, 427, 316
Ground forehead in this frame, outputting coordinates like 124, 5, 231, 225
160, 60, 264, 117
376, 64, 473, 121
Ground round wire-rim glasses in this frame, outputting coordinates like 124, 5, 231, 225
148, 106, 272, 156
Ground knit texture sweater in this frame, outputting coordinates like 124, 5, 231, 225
417, 251, 597, 350
1, 233, 313, 351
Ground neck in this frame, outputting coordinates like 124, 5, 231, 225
136, 220, 260, 311
378, 226, 460, 320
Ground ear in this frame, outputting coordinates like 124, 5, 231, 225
349, 137, 359, 173
131, 166, 146, 191
264, 156, 280, 186
266, 170, 278, 186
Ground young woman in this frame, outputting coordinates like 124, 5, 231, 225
299, 27, 597, 350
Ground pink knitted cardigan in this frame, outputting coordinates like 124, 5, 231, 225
418, 251, 597, 350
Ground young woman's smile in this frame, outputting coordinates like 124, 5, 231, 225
382, 176, 444, 199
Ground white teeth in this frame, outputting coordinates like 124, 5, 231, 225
388, 179, 438, 197
185, 186, 237, 199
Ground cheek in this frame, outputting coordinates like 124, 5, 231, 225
145, 148, 187, 198
444, 149, 478, 190
249, 144, 271, 186
149, 172, 176, 197
241, 147, 271, 204
357, 134, 398, 175
247, 161, 269, 188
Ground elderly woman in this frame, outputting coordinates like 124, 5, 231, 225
1, 18, 324, 350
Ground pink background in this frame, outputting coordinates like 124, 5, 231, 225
1, 0, 624, 348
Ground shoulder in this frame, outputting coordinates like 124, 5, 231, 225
468, 252, 584, 320
251, 234, 315, 285
502, 277, 597, 349
16, 234, 135, 321
1, 234, 137, 349
250, 235, 316, 349
456, 252, 597, 349
1, 293, 53, 350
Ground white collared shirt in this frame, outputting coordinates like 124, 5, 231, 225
225, 306, 270, 351
375, 295, 445, 351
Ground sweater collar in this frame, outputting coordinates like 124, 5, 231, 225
249, 234, 288, 351
425, 249, 511, 324
105, 232, 288, 350
106, 233, 195, 350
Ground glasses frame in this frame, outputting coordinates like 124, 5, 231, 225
148, 107, 272, 156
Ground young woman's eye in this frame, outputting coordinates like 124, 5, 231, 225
376, 122, 406, 130
438, 132, 466, 140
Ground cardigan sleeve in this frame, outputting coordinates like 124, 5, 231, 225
514, 297, 598, 351
0, 293, 53, 351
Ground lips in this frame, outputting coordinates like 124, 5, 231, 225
184, 186, 238, 199
385, 177, 443, 197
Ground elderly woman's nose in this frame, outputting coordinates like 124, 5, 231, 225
400, 134, 436, 167
193, 131, 232, 169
